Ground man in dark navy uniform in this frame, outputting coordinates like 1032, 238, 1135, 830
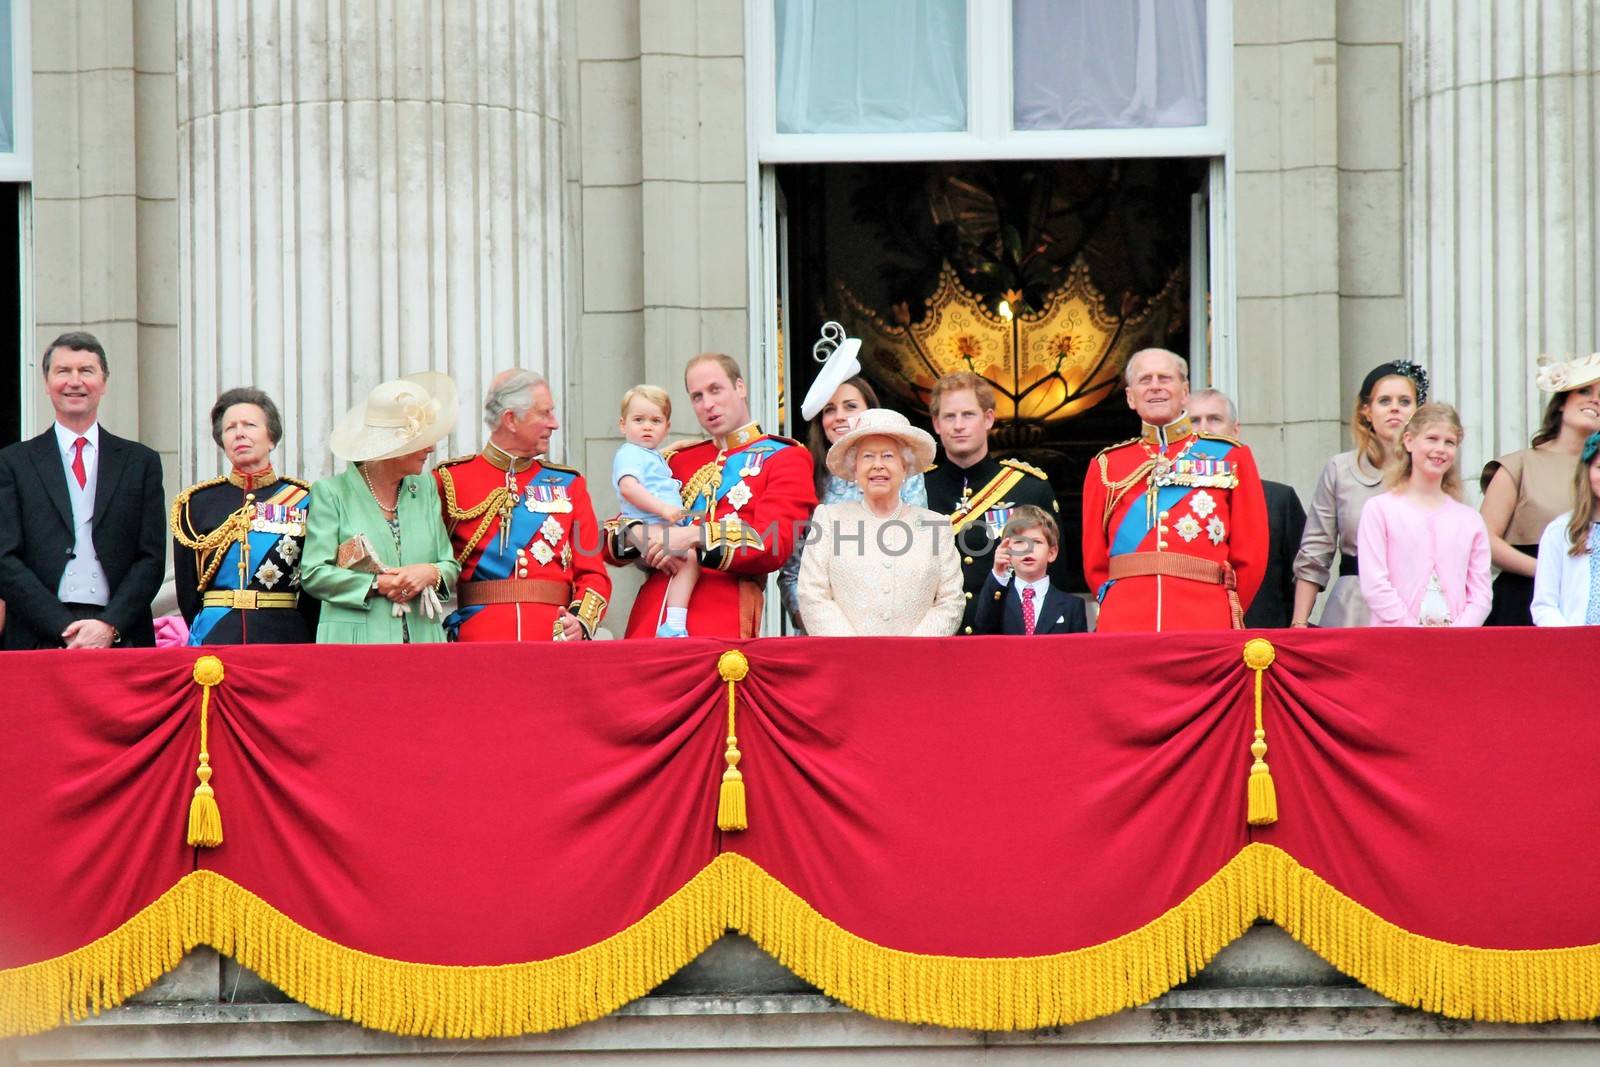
923, 372, 1060, 634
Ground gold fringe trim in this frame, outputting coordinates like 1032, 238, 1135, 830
724, 845, 1600, 1029
0, 866, 727, 1039
4, 846, 1598, 1038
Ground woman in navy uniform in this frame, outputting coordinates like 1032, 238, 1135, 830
170, 388, 318, 645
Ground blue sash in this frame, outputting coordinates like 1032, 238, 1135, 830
188, 487, 311, 645
708, 440, 788, 509
1099, 438, 1233, 601
446, 467, 577, 636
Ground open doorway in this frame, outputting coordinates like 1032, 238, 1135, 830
775, 158, 1210, 589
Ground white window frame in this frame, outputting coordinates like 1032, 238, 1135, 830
750, 0, 1229, 162
0, 0, 33, 182
744, 0, 1236, 431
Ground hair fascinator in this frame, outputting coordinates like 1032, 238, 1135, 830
800, 321, 864, 422
1360, 360, 1429, 405
1582, 431, 1600, 464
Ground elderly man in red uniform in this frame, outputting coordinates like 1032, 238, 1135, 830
609, 353, 816, 638
435, 369, 610, 641
1081, 348, 1268, 631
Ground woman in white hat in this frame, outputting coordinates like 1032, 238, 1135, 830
796, 408, 962, 636
777, 325, 927, 632
301, 373, 461, 643
1478, 353, 1600, 625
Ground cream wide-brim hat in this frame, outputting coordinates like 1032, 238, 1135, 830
328, 372, 459, 462
824, 408, 936, 479
1535, 353, 1600, 394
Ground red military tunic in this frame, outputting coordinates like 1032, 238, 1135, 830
610, 423, 816, 639
1081, 415, 1269, 632
435, 445, 611, 641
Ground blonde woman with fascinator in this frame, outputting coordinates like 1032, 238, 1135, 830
1290, 361, 1426, 626
1479, 353, 1600, 626
1529, 431, 1600, 626
300, 374, 461, 643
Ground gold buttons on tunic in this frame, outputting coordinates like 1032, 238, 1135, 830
963, 556, 973, 565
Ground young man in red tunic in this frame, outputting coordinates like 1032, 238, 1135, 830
1081, 348, 1269, 632
608, 353, 816, 638
435, 369, 611, 641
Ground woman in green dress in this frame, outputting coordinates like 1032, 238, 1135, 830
301, 373, 461, 643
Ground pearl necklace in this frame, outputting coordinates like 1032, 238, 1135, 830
359, 463, 400, 516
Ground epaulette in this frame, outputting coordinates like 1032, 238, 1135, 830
762, 433, 803, 448
283, 475, 312, 490
1195, 430, 1245, 447
1092, 436, 1143, 460
1000, 457, 1049, 481
539, 460, 583, 476
170, 475, 228, 511
923, 463, 938, 474
169, 476, 228, 541
435, 453, 476, 469
662, 438, 713, 461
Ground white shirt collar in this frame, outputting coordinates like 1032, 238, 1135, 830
53, 421, 100, 454
1015, 574, 1051, 602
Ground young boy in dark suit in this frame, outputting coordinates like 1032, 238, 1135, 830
974, 505, 1089, 635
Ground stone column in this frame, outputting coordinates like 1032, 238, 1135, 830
177, 0, 573, 482
1407, 0, 1599, 476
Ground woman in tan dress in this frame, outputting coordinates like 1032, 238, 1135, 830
1291, 361, 1427, 627
1478, 354, 1600, 626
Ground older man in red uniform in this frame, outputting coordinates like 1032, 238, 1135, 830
1082, 348, 1268, 632
609, 353, 816, 638
435, 369, 610, 641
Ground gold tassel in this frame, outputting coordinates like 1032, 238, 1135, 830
716, 650, 750, 831
1242, 638, 1278, 826
187, 656, 226, 848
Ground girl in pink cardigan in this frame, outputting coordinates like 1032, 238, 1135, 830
1357, 404, 1492, 626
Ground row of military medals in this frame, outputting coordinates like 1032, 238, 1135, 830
499, 469, 574, 575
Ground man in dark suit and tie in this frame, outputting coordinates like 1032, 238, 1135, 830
0, 332, 166, 649
974, 506, 1089, 635
1187, 389, 1306, 629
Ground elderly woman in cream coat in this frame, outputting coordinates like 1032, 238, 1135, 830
797, 409, 963, 636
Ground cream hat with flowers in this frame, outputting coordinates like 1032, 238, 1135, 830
329, 372, 458, 462
1535, 353, 1600, 394
824, 408, 936, 478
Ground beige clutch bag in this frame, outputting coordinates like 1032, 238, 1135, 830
335, 534, 386, 574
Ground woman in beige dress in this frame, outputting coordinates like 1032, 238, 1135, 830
796, 409, 963, 636
1291, 361, 1427, 627
1478, 353, 1600, 626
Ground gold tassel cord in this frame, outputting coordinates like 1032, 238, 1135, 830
716, 650, 750, 832
1242, 638, 1278, 826
187, 656, 226, 848
4, 847, 1600, 1038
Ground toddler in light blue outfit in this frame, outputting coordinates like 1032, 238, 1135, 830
613, 386, 698, 637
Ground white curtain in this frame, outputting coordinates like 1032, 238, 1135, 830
776, 0, 968, 134
0, 0, 12, 153
1013, 0, 1206, 130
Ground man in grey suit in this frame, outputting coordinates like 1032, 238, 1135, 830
1187, 389, 1306, 629
0, 332, 166, 649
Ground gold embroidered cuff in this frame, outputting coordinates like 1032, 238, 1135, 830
701, 520, 765, 572
570, 589, 607, 638
605, 518, 643, 561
